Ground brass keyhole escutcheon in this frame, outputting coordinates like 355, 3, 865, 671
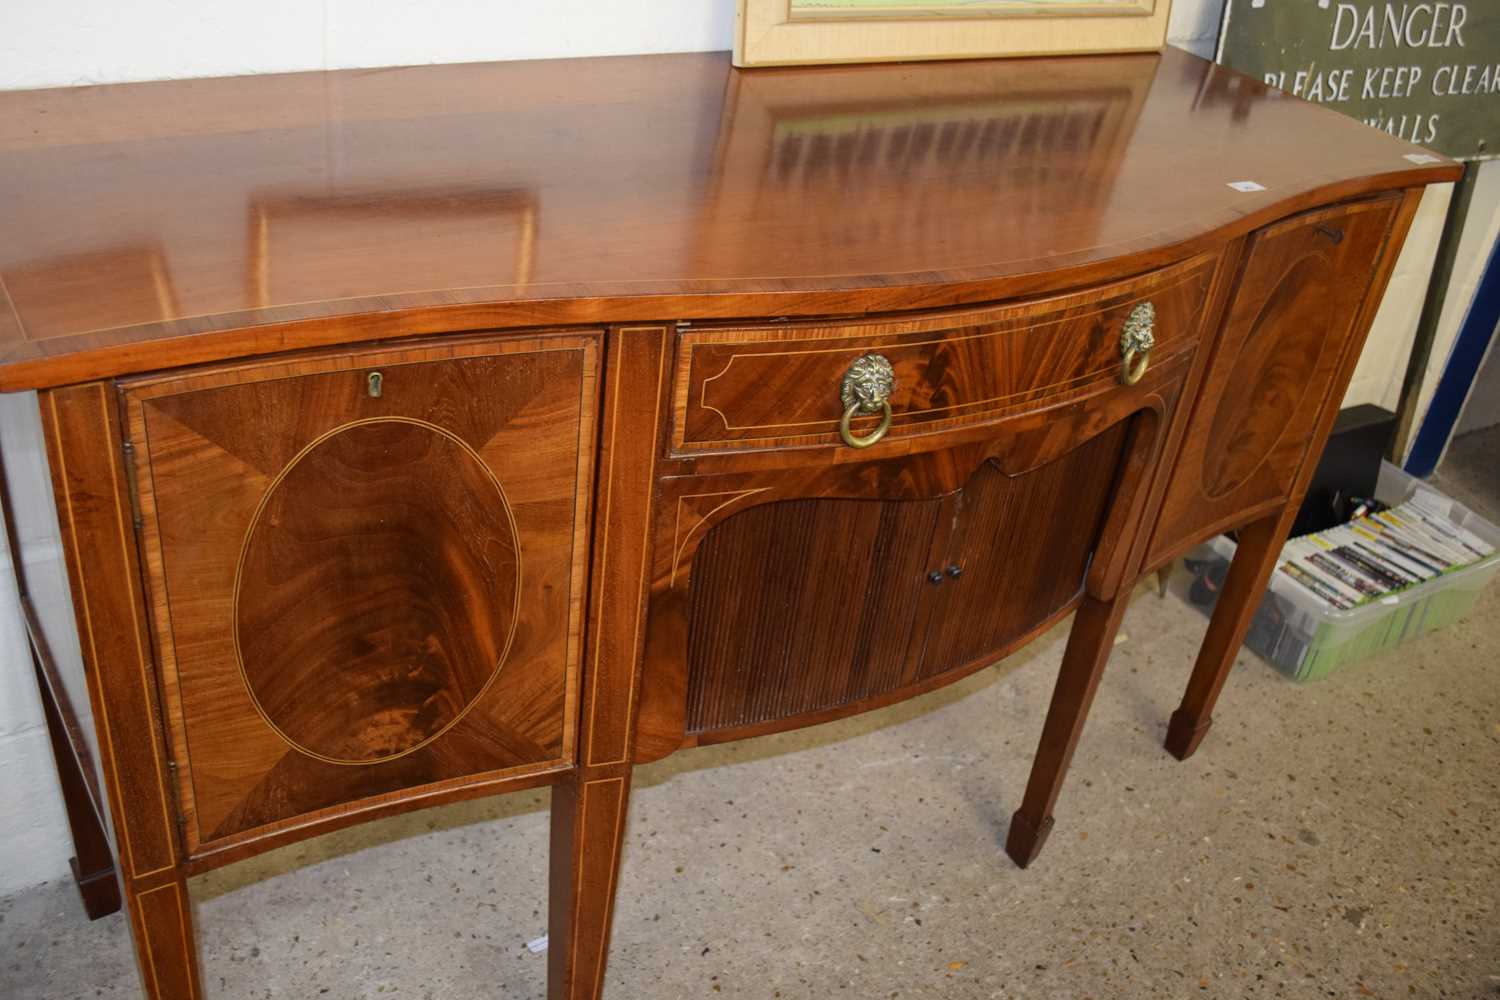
367, 371, 383, 398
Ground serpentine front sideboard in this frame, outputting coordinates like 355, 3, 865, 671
0, 47, 1457, 999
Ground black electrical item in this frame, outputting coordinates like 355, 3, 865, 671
1289, 404, 1398, 537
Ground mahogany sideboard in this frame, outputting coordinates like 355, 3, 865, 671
0, 47, 1457, 999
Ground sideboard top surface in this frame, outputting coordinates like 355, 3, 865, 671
0, 46, 1457, 390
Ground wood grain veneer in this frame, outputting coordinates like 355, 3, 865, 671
120, 331, 600, 856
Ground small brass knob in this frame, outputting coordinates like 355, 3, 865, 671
1119, 302, 1155, 386
838, 353, 895, 449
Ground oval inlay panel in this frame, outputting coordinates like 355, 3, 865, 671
1201, 254, 1336, 499
235, 418, 519, 764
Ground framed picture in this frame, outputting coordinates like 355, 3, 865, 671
735, 0, 1173, 67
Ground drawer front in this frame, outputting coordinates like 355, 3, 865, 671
1148, 197, 1401, 562
121, 331, 600, 854
670, 253, 1219, 454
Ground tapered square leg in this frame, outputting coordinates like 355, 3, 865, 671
1164, 709, 1213, 761
549, 774, 633, 1000
1006, 592, 1131, 868
122, 874, 201, 999
1165, 513, 1288, 761
1004, 811, 1055, 869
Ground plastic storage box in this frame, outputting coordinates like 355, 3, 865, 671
1189, 461, 1500, 682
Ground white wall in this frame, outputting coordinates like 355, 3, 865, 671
0, 556, 71, 897
0, 1, 735, 90
0, 1, 1232, 90
1348, 183, 1454, 412
0, 0, 1453, 898
0, 410, 72, 898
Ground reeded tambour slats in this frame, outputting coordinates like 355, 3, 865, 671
684, 423, 1129, 734
686, 493, 941, 732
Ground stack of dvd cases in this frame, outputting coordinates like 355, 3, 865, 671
1190, 463, 1500, 682
1275, 495, 1494, 612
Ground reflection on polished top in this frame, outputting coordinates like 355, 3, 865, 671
0, 47, 1458, 390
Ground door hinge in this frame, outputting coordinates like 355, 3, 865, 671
120, 441, 145, 530
165, 759, 189, 832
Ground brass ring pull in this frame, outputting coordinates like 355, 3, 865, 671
839, 398, 893, 449
838, 353, 896, 449
1118, 301, 1156, 387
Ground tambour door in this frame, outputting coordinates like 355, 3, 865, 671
120, 331, 600, 855
678, 417, 1139, 738
1147, 197, 1401, 563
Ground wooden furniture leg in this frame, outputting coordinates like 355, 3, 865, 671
32, 650, 120, 920
549, 774, 633, 1000
1164, 512, 1288, 761
1005, 592, 1131, 868
547, 325, 667, 1000
42, 384, 204, 998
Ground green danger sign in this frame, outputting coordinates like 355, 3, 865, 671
1218, 2, 1500, 160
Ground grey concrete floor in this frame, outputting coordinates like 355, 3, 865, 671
4, 433, 1498, 1000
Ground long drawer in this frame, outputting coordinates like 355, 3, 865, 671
669, 252, 1221, 454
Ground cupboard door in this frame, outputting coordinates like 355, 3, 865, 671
679, 416, 1137, 739
917, 421, 1127, 675
1147, 198, 1400, 562
121, 332, 599, 855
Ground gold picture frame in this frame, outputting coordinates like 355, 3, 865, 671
734, 0, 1173, 67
